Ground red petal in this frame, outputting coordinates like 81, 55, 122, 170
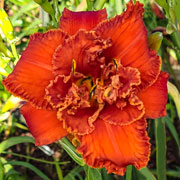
53, 30, 112, 77
59, 8, 107, 35
45, 75, 71, 108
77, 118, 150, 176
57, 107, 97, 135
3, 30, 68, 109
138, 71, 169, 119
20, 103, 67, 146
100, 96, 144, 125
95, 1, 161, 88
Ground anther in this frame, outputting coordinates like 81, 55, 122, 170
113, 58, 118, 70
72, 59, 76, 74
89, 84, 97, 99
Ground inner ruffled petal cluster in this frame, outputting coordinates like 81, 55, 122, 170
46, 56, 145, 134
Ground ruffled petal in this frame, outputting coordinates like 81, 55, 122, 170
3, 30, 68, 109
57, 107, 97, 135
20, 103, 67, 146
59, 8, 107, 35
138, 71, 169, 119
100, 95, 144, 125
77, 118, 150, 176
45, 75, 72, 108
95, 1, 161, 88
53, 30, 112, 78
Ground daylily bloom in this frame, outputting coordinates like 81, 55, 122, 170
2, 0, 168, 175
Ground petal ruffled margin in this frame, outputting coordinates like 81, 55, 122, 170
77, 118, 150, 176
57, 107, 97, 135
59, 8, 107, 35
53, 30, 112, 78
138, 71, 169, 119
3, 30, 68, 109
45, 75, 72, 108
20, 103, 67, 146
100, 97, 144, 125
95, 0, 161, 89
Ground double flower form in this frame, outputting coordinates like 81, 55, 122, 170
3, 1, 168, 176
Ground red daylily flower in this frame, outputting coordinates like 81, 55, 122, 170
2, 0, 168, 176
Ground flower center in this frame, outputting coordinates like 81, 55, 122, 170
57, 58, 142, 120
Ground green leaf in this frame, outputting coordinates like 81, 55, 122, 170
18, 18, 41, 39
0, 112, 10, 122
166, 170, 180, 178
94, 0, 106, 10
2, 95, 21, 113
151, 168, 180, 178
138, 167, 156, 180
6, 161, 50, 180
0, 159, 5, 180
38, 145, 54, 156
0, 8, 14, 41
10, 2, 38, 24
126, 165, 132, 180
86, 0, 95, 10
59, 138, 85, 166
155, 118, 166, 180
164, 116, 180, 155
0, 136, 34, 153
175, 0, 180, 25
0, 36, 13, 57
64, 166, 83, 180
87, 166, 102, 180
4, 169, 20, 180
0, 67, 8, 76
155, 0, 168, 13
54, 159, 63, 180
101, 168, 114, 180
115, 0, 123, 15
33, 0, 56, 26
0, 56, 11, 69
168, 81, 180, 120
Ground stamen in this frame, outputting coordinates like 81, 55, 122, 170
96, 76, 104, 86
75, 76, 94, 91
113, 58, 118, 70
89, 84, 97, 99
72, 59, 76, 74
80, 76, 92, 85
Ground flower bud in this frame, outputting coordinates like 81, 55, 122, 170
148, 32, 163, 51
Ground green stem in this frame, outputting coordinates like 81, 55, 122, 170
163, 51, 180, 90
171, 31, 180, 50
10, 43, 19, 64
86, 0, 95, 10
61, 137, 76, 151
94, 0, 106, 10
115, 0, 123, 15
126, 165, 132, 180
171, 32, 180, 63
53, 0, 60, 22
155, 118, 166, 180
54, 157, 64, 180
168, 81, 180, 120
163, 37, 180, 63
0, 159, 4, 180
1, 151, 70, 165
51, 15, 58, 27
59, 138, 85, 166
